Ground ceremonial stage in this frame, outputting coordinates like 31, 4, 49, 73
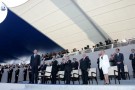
0, 77, 135, 90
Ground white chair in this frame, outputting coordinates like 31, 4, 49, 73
38, 71, 43, 78
108, 66, 120, 84
124, 65, 130, 80
45, 66, 52, 76
88, 68, 98, 84
44, 66, 52, 83
38, 70, 44, 84
71, 70, 80, 84
57, 71, 65, 84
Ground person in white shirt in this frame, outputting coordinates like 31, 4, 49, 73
99, 50, 110, 84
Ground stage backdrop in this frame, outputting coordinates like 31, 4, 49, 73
0, 9, 63, 63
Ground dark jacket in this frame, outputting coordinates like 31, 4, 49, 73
51, 60, 58, 73
0, 68, 4, 74
59, 62, 65, 71
97, 58, 100, 68
72, 61, 79, 70
15, 69, 20, 76
30, 55, 40, 68
129, 53, 135, 62
114, 53, 124, 65
65, 60, 72, 72
8, 68, 13, 75
39, 64, 47, 71
80, 56, 91, 70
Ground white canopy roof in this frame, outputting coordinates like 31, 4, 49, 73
8, 0, 135, 51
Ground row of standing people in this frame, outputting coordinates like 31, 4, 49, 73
22, 48, 135, 84
1, 48, 135, 85
97, 48, 135, 84
30, 49, 91, 84
0, 65, 21, 83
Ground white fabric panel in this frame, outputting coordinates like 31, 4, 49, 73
9, 0, 135, 51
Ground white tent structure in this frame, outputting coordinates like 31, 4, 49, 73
8, 0, 135, 51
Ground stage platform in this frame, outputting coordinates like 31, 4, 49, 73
0, 77, 135, 90
0, 83, 135, 90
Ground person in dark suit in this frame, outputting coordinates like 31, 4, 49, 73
7, 66, 13, 83
59, 58, 65, 71
51, 56, 58, 84
72, 58, 79, 70
64, 56, 72, 84
97, 54, 104, 80
109, 54, 116, 66
30, 49, 41, 84
23, 66, 27, 81
15, 66, 20, 83
0, 65, 4, 82
80, 53, 91, 84
28, 65, 32, 83
114, 48, 125, 80
129, 49, 135, 78
39, 61, 47, 84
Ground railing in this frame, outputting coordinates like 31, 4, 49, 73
67, 38, 135, 56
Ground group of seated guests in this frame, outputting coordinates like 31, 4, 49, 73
41, 49, 69, 60
41, 38, 135, 62
40, 38, 129, 61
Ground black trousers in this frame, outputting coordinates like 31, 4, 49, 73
64, 70, 71, 84
98, 68, 104, 80
31, 67, 38, 84
24, 74, 27, 81
0, 74, 2, 82
51, 71, 57, 84
81, 70, 88, 84
132, 61, 135, 73
15, 75, 18, 83
29, 72, 32, 83
41, 75, 46, 84
7, 74, 12, 83
117, 64, 125, 79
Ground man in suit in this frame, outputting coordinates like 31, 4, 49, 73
51, 56, 58, 84
72, 58, 79, 70
114, 48, 125, 80
64, 56, 72, 84
30, 49, 41, 84
28, 65, 32, 83
59, 58, 65, 71
15, 66, 20, 83
23, 66, 27, 81
7, 66, 13, 83
0, 65, 4, 82
129, 49, 135, 78
80, 53, 91, 84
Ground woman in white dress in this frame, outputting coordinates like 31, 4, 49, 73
99, 50, 110, 84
